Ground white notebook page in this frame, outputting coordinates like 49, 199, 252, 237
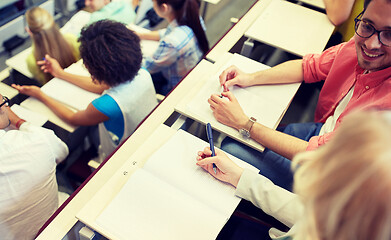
96, 169, 226, 240
95, 130, 259, 240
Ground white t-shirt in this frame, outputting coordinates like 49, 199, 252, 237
0, 122, 68, 240
319, 86, 355, 136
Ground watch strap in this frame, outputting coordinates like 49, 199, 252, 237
245, 117, 256, 132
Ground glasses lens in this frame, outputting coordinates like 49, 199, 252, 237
380, 31, 391, 46
356, 20, 375, 38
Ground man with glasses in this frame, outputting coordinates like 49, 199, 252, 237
0, 94, 68, 239
207, 0, 391, 191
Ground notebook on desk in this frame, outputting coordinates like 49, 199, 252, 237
10, 104, 48, 127
41, 61, 99, 111
176, 53, 301, 152
91, 129, 258, 240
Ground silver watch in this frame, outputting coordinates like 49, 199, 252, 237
239, 117, 256, 139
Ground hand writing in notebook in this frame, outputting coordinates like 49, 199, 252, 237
219, 65, 255, 91
208, 91, 248, 131
196, 147, 244, 187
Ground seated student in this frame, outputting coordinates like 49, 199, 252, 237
0, 94, 69, 239
197, 110, 391, 240
138, 0, 209, 95
85, 0, 136, 25
13, 20, 158, 163
25, 7, 80, 85
209, 0, 391, 190
323, 0, 365, 43
133, 0, 163, 29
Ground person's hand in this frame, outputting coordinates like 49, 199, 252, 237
196, 147, 243, 187
219, 65, 254, 91
36, 54, 64, 78
132, 0, 139, 8
208, 91, 248, 130
12, 84, 42, 99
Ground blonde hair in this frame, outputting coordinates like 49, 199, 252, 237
26, 7, 77, 82
292, 110, 391, 240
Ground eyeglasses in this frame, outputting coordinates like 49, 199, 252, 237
0, 96, 10, 108
354, 12, 391, 47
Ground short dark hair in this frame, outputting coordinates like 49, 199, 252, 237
79, 20, 142, 87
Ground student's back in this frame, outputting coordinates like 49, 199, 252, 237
140, 0, 209, 95
25, 7, 80, 85
95, 67, 157, 161
0, 100, 68, 240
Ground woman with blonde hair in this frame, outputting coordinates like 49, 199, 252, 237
197, 110, 391, 240
293, 110, 391, 240
26, 7, 80, 85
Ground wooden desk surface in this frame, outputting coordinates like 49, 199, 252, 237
36, 60, 215, 240
0, 82, 18, 100
21, 97, 77, 133
206, 0, 270, 63
5, 48, 33, 79
244, 0, 334, 56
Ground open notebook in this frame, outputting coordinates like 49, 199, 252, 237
10, 104, 48, 127
179, 53, 301, 151
94, 129, 258, 240
41, 61, 100, 111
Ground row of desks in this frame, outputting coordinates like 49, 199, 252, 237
2, 0, 335, 238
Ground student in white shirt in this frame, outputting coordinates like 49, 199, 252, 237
0, 94, 68, 240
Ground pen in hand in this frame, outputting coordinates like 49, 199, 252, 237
206, 123, 218, 174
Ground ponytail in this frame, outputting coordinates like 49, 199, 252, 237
156, 0, 209, 55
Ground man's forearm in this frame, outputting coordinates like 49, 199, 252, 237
251, 59, 304, 86
250, 122, 309, 160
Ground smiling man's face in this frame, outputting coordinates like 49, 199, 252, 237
354, 0, 391, 72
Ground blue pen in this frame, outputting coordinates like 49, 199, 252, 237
206, 123, 217, 174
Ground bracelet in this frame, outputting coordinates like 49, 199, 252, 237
15, 119, 26, 129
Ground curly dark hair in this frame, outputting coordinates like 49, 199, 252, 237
79, 20, 142, 87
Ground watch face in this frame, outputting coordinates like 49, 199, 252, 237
239, 128, 250, 138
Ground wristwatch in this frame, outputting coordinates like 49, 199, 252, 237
239, 117, 256, 139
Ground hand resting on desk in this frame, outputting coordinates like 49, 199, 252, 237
196, 147, 243, 187
208, 91, 248, 131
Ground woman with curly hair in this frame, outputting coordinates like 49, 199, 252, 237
14, 20, 157, 162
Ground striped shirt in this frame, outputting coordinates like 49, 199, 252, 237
143, 20, 204, 90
